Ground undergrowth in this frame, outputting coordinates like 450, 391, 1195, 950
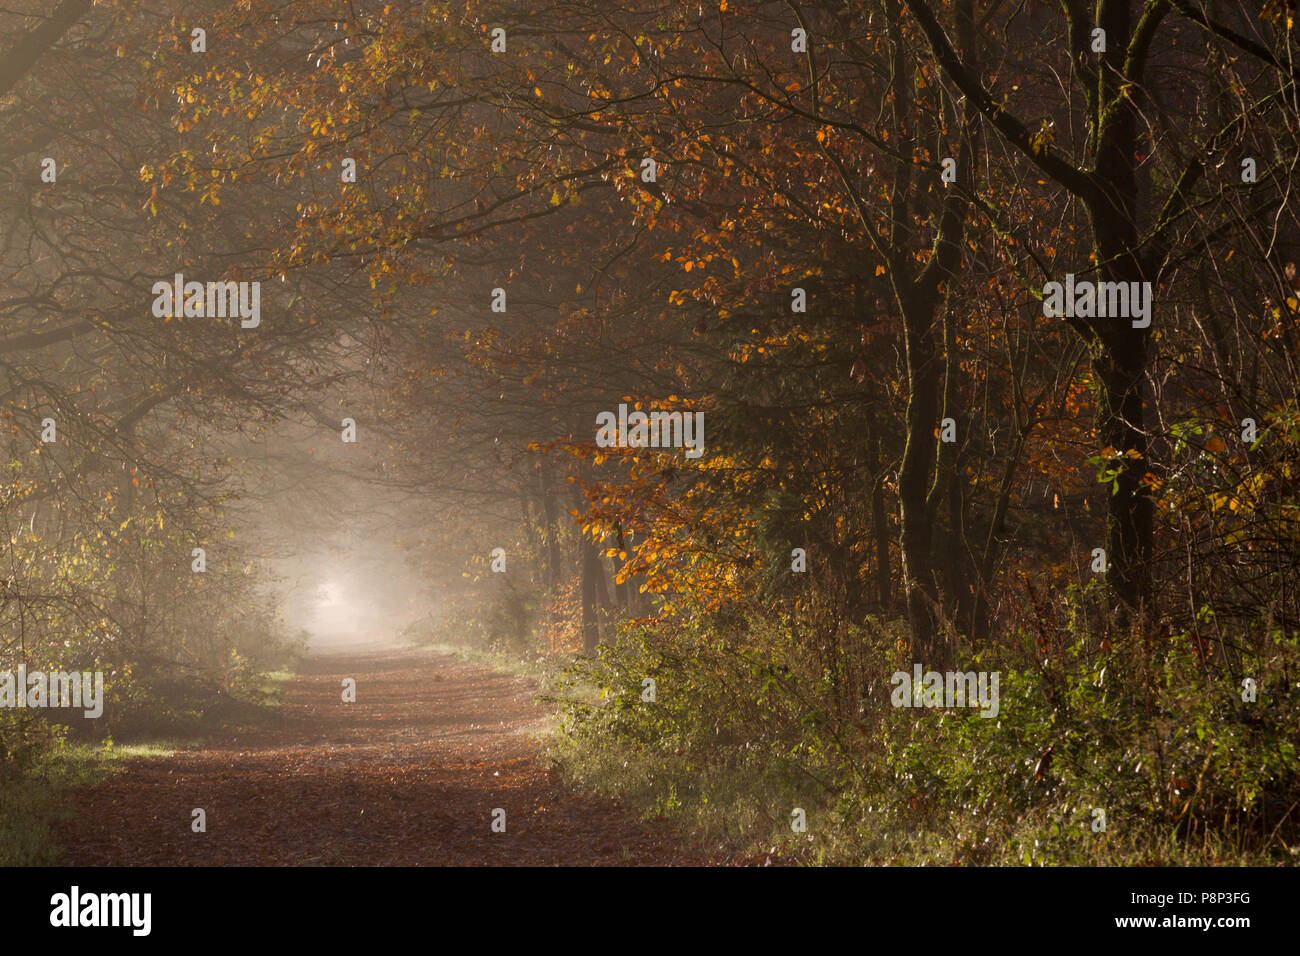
542, 606, 1299, 865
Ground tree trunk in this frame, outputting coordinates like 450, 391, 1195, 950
888, 0, 975, 666
539, 465, 561, 592
579, 532, 600, 656
869, 415, 892, 611
613, 526, 630, 610
1089, 0, 1154, 623
1091, 313, 1152, 620
898, 288, 944, 661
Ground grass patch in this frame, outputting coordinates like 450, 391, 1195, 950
0, 664, 298, 866
0, 739, 174, 866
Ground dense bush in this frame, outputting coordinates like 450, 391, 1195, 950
548, 601, 1300, 865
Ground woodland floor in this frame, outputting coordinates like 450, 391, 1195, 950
50, 644, 709, 865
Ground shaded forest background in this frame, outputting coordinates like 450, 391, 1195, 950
2, 0, 1298, 864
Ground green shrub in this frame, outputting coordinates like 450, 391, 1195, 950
547, 601, 1300, 865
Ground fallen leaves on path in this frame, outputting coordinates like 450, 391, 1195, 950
52, 646, 709, 866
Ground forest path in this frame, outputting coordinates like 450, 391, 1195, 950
52, 644, 703, 865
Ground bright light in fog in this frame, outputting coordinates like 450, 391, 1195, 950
311, 576, 367, 641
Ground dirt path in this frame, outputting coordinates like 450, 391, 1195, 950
52, 644, 705, 865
